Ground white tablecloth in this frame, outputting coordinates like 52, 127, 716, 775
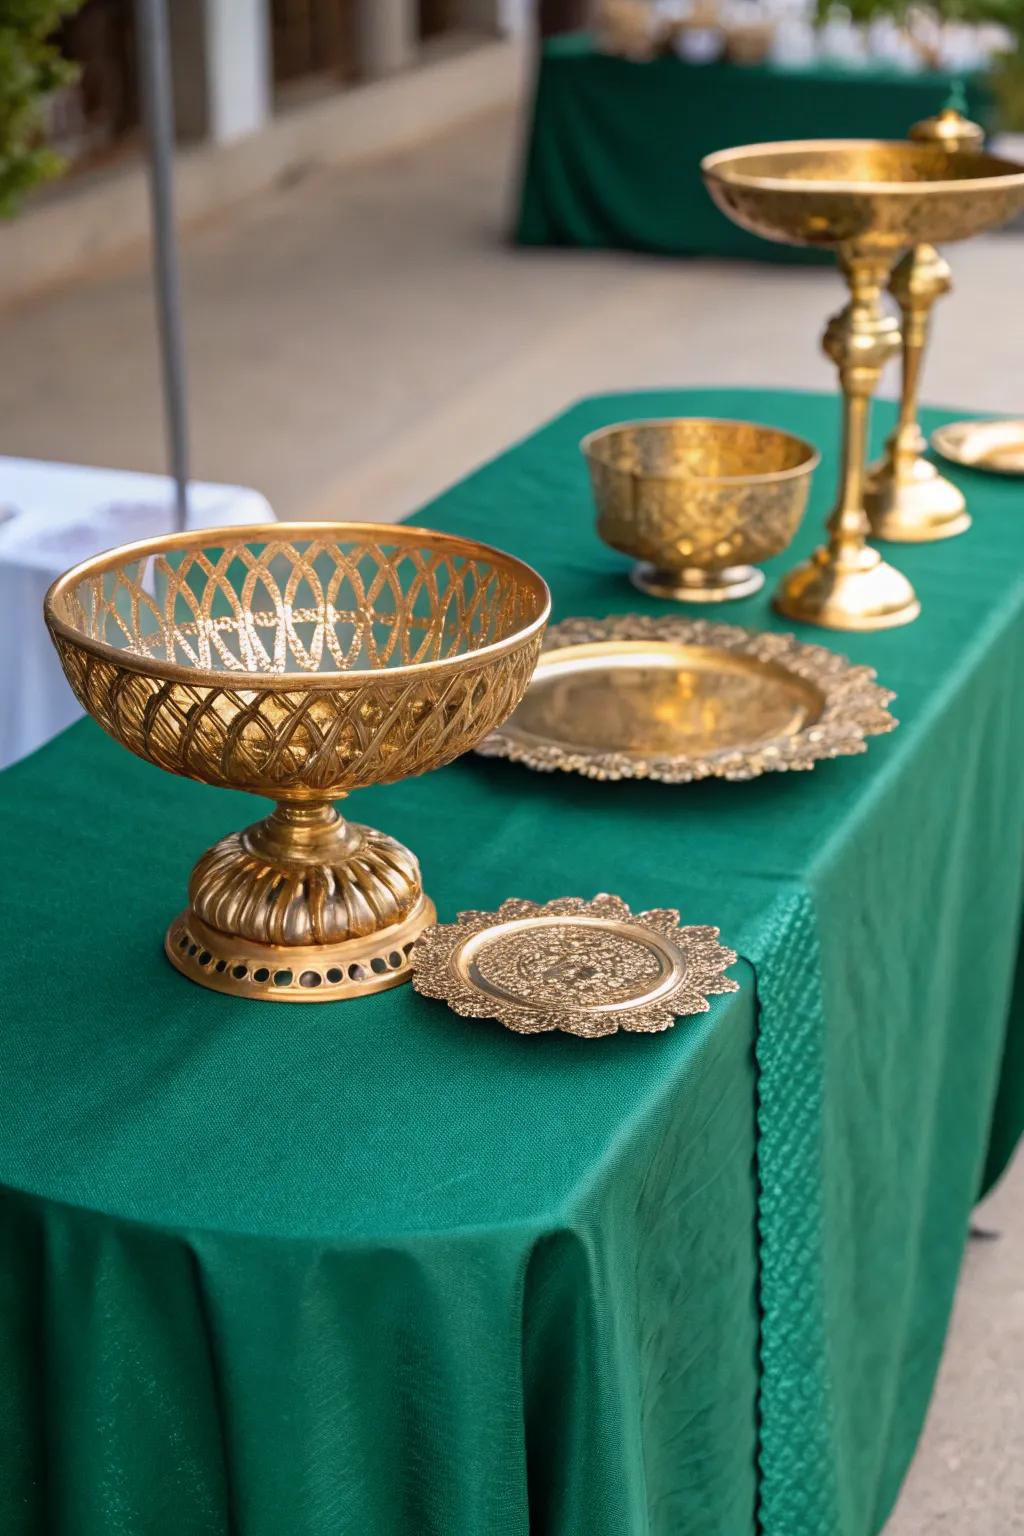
0, 458, 275, 770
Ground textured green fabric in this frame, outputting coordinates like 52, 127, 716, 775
516, 35, 992, 261
1, 387, 1022, 1536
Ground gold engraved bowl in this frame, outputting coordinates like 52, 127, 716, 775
582, 418, 819, 603
702, 141, 1024, 631
44, 523, 550, 1002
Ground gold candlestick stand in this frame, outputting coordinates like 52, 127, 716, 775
775, 247, 919, 630
865, 108, 985, 543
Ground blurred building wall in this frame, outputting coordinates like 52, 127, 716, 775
55, 0, 520, 165
5, 0, 529, 305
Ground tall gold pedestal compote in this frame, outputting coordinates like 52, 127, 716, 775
45, 524, 549, 1002
703, 140, 1024, 630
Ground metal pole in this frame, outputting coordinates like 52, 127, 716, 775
135, 0, 190, 531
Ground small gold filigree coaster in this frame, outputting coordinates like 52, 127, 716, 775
412, 894, 739, 1039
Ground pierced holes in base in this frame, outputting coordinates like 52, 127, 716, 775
178, 935, 188, 951
188, 943, 198, 957
232, 965, 247, 980
215, 960, 227, 974
387, 951, 403, 969
198, 951, 212, 967
274, 970, 293, 987
348, 963, 367, 983
326, 968, 344, 984
370, 957, 388, 975
299, 971, 322, 988
253, 968, 271, 983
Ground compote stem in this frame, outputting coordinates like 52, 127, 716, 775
824, 249, 900, 561
891, 256, 934, 462
774, 245, 919, 629
862, 245, 969, 542
243, 799, 359, 865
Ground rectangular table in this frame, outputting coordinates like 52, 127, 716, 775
516, 35, 992, 260
1, 387, 1021, 1536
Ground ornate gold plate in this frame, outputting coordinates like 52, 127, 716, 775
477, 614, 896, 782
930, 419, 1024, 477
412, 894, 739, 1038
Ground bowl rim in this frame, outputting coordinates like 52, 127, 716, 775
701, 138, 1024, 197
43, 519, 552, 689
579, 416, 821, 486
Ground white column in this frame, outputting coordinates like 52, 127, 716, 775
205, 0, 271, 144
356, 0, 418, 78
170, 0, 270, 145
497, 0, 532, 31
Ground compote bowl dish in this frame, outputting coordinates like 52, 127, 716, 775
45, 523, 550, 1002
703, 139, 1024, 630
582, 418, 819, 602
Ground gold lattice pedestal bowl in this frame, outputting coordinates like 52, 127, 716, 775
44, 523, 550, 1002
583, 418, 819, 602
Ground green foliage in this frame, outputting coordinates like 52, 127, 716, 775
992, 47, 1024, 125
815, 0, 1024, 124
0, 0, 84, 217
818, 0, 1024, 23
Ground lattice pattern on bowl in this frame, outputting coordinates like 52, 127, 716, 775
45, 523, 550, 797
55, 533, 538, 675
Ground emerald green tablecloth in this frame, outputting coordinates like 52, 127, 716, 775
2, 387, 1023, 1536
516, 35, 992, 261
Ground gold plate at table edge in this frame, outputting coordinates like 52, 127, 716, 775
930, 419, 1024, 478
475, 614, 897, 783
411, 895, 739, 1038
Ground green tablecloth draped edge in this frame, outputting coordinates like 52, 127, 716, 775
515, 35, 992, 262
1, 387, 1022, 1536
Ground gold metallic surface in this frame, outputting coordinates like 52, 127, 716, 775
581, 417, 818, 604
166, 901, 436, 1002
477, 613, 896, 783
909, 108, 986, 154
45, 523, 550, 1001
701, 139, 1024, 254
412, 894, 739, 1038
863, 245, 969, 542
931, 419, 1024, 477
701, 139, 1024, 628
864, 112, 986, 543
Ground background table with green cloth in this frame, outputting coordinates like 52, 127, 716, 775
2, 386, 1023, 1536
515, 34, 992, 260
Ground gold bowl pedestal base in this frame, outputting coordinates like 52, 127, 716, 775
865, 457, 970, 543
774, 542, 920, 632
165, 802, 437, 1002
631, 562, 765, 603
167, 901, 436, 1002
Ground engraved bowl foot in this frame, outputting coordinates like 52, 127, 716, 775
631, 562, 765, 603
